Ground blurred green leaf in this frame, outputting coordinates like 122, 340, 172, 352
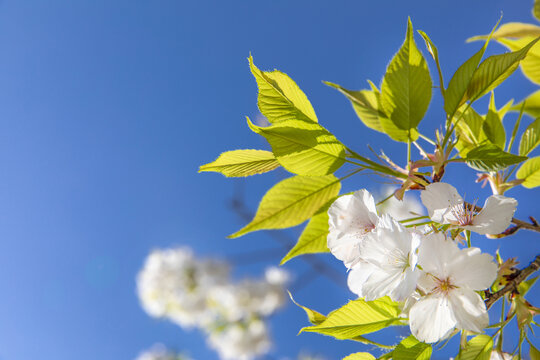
342, 353, 376, 360
280, 203, 331, 264
229, 175, 340, 238
511, 89, 540, 118
393, 335, 432, 360
455, 335, 493, 360
199, 149, 279, 177
300, 297, 404, 339
468, 22, 540, 41
535, 0, 540, 22
247, 117, 346, 176
465, 143, 527, 171
483, 93, 507, 148
249, 55, 318, 124
519, 117, 540, 155
380, 18, 432, 137
516, 156, 540, 188
495, 37, 540, 84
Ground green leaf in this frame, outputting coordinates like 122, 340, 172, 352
530, 342, 540, 360
517, 276, 538, 295
324, 81, 415, 142
300, 297, 404, 339
418, 30, 445, 94
466, 37, 540, 102
519, 118, 540, 155
199, 149, 279, 177
380, 18, 432, 135
495, 37, 540, 84
535, 0, 540, 22
248, 55, 317, 124
455, 335, 493, 360
247, 117, 346, 176
280, 203, 331, 265
467, 22, 540, 41
483, 93, 506, 148
288, 291, 327, 325
342, 353, 376, 360
465, 143, 528, 171
511, 89, 540, 118
454, 106, 488, 156
516, 156, 540, 188
229, 174, 341, 238
393, 335, 432, 360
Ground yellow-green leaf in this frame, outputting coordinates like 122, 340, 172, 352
535, 0, 540, 22
393, 335, 432, 360
280, 203, 331, 265
483, 93, 506, 148
495, 37, 540, 84
229, 175, 341, 238
455, 335, 493, 360
465, 143, 527, 172
199, 149, 279, 177
343, 353, 376, 360
516, 156, 540, 188
466, 37, 540, 102
454, 106, 488, 156
511, 89, 540, 118
468, 23, 540, 41
519, 118, 540, 155
249, 55, 317, 124
530, 341, 540, 360
289, 291, 327, 325
418, 30, 445, 94
380, 18, 432, 134
300, 297, 404, 339
247, 117, 346, 176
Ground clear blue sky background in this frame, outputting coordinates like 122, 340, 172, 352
0, 1, 538, 359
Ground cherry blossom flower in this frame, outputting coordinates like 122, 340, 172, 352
327, 190, 379, 268
420, 182, 517, 235
409, 233, 498, 343
347, 214, 421, 301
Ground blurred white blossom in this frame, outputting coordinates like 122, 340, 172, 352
377, 186, 424, 221
207, 319, 271, 360
135, 343, 190, 360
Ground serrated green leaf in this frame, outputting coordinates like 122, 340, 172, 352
280, 203, 331, 265
466, 37, 540, 102
454, 106, 488, 156
516, 156, 540, 188
468, 23, 540, 41
519, 118, 540, 155
418, 30, 445, 95
393, 335, 432, 360
483, 93, 506, 148
380, 18, 432, 135
229, 174, 341, 238
495, 37, 540, 84
300, 297, 404, 339
247, 117, 346, 176
342, 353, 376, 360
288, 291, 327, 325
248, 55, 317, 124
199, 149, 279, 177
455, 335, 493, 360
512, 89, 540, 118
465, 144, 528, 171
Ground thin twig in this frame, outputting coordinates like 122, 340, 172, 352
485, 254, 540, 308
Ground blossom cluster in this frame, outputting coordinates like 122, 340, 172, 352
137, 247, 289, 360
328, 183, 517, 343
135, 343, 191, 360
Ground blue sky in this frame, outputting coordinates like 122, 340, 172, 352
0, 1, 538, 359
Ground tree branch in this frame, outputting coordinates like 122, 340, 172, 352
485, 254, 540, 309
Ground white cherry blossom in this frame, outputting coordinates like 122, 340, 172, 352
409, 233, 498, 343
420, 182, 517, 235
327, 190, 379, 268
347, 214, 421, 301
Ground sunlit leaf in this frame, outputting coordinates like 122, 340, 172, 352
455, 335, 493, 360
530, 341, 540, 360
466, 37, 539, 101
483, 93, 506, 148
535, 0, 540, 22
342, 353, 376, 360
280, 203, 331, 265
393, 335, 432, 360
516, 156, 540, 188
199, 149, 279, 177
418, 30, 445, 94
247, 117, 346, 176
380, 18, 432, 136
468, 22, 540, 41
454, 106, 488, 156
465, 143, 527, 171
495, 37, 540, 84
289, 291, 327, 325
511, 89, 540, 118
300, 297, 404, 339
229, 175, 341, 238
519, 117, 540, 155
249, 55, 318, 124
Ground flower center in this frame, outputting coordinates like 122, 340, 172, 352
450, 201, 478, 227
434, 277, 456, 295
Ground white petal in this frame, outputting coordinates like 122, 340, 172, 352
347, 262, 376, 298
420, 183, 463, 224
468, 195, 517, 235
389, 267, 420, 302
418, 232, 460, 280
360, 266, 407, 301
448, 287, 489, 333
327, 232, 362, 268
409, 293, 457, 343
447, 247, 498, 290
